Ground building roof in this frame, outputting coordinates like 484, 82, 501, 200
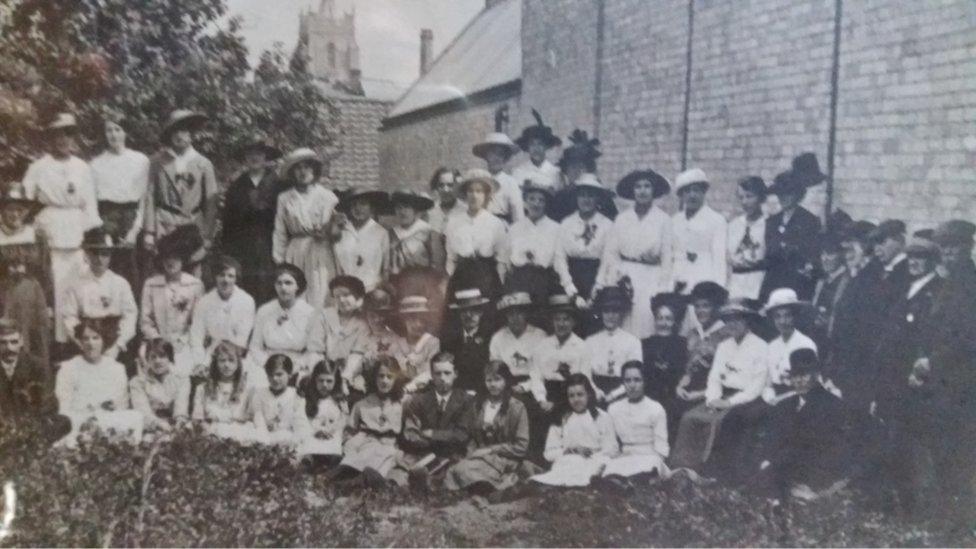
386, 0, 521, 120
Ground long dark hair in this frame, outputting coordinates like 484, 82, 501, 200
476, 360, 515, 412
365, 355, 406, 402
206, 340, 246, 403
303, 360, 347, 418
562, 373, 600, 421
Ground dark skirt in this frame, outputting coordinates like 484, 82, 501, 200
592, 374, 622, 398
567, 258, 600, 300
506, 264, 560, 305
448, 256, 501, 300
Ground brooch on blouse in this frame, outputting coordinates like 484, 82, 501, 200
67, 182, 76, 195
276, 313, 289, 326
100, 295, 111, 309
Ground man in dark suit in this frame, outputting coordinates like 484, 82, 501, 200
869, 219, 912, 310
751, 348, 873, 503
0, 319, 58, 421
760, 171, 822, 302
395, 352, 472, 493
440, 289, 494, 394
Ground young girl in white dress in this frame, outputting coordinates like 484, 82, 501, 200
192, 340, 251, 436
247, 354, 310, 446
129, 338, 191, 433
297, 360, 349, 467
603, 361, 670, 482
532, 374, 617, 487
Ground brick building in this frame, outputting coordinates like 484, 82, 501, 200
381, 0, 976, 228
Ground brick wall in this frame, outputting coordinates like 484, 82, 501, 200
329, 96, 389, 188
379, 93, 521, 190
832, 0, 976, 231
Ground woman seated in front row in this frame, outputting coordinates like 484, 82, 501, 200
129, 338, 191, 433
602, 361, 670, 485
192, 340, 250, 428
298, 359, 349, 468
247, 354, 310, 446
531, 374, 616, 487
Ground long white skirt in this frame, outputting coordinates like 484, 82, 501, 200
58, 410, 144, 447
603, 445, 667, 478
532, 454, 608, 487
283, 235, 336, 310
52, 248, 86, 343
619, 260, 669, 339
340, 432, 400, 476
297, 435, 343, 457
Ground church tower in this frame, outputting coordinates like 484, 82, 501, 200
297, 0, 361, 90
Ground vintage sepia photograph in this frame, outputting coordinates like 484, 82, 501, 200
0, 0, 974, 546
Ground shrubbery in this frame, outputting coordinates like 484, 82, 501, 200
0, 423, 970, 547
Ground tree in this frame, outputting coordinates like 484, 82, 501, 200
0, 0, 338, 179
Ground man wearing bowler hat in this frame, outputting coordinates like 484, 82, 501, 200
144, 109, 219, 277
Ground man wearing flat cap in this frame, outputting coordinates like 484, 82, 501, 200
869, 219, 911, 310
144, 109, 219, 277
671, 168, 728, 294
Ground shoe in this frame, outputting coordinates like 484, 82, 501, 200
408, 467, 430, 495
363, 467, 389, 490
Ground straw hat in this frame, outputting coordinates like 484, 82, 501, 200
448, 288, 491, 310
399, 295, 432, 315
718, 298, 761, 320
45, 113, 78, 132
762, 288, 811, 316
161, 109, 207, 141
497, 291, 532, 312
674, 168, 709, 195
472, 133, 519, 159
280, 148, 323, 179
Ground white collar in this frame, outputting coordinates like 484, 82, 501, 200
885, 253, 907, 272
393, 219, 429, 240
908, 272, 937, 300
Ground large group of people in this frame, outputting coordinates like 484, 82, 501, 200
1, 107, 974, 514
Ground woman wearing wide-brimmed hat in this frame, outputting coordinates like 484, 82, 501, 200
333, 186, 391, 294
388, 189, 444, 308
759, 169, 823, 303
221, 137, 284, 304
271, 148, 341, 308
553, 173, 614, 306
444, 168, 509, 301
760, 288, 817, 405
595, 168, 673, 339
471, 132, 523, 225
511, 109, 562, 191
669, 298, 769, 470
22, 113, 102, 345
548, 129, 617, 222
144, 109, 219, 278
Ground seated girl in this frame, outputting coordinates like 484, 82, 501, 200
129, 338, 191, 433
298, 359, 349, 464
55, 316, 142, 444
328, 355, 405, 488
192, 340, 251, 429
307, 275, 369, 390
445, 361, 530, 495
673, 282, 729, 426
584, 287, 642, 403
397, 295, 441, 394
348, 288, 408, 393
531, 374, 616, 487
248, 354, 310, 446
603, 361, 669, 482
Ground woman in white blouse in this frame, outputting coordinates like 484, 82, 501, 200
597, 170, 673, 339
445, 169, 509, 300
272, 148, 340, 309
189, 256, 256, 370
603, 362, 670, 481
726, 176, 768, 299
332, 188, 390, 293
506, 183, 573, 307
249, 264, 316, 386
90, 116, 150, 246
554, 173, 614, 301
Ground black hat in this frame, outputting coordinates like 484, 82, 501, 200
81, 227, 128, 251
558, 130, 601, 171
689, 281, 729, 306
156, 225, 204, 262
842, 220, 877, 244
391, 190, 434, 211
650, 292, 685, 314
329, 275, 366, 299
789, 348, 821, 375
339, 186, 391, 215
593, 286, 631, 312
767, 170, 807, 196
515, 109, 562, 151
791, 152, 828, 186
616, 169, 671, 200
235, 138, 282, 162
0, 181, 41, 218
868, 219, 906, 243
932, 220, 976, 247
737, 175, 767, 198
828, 208, 854, 235
364, 287, 394, 312
821, 231, 845, 253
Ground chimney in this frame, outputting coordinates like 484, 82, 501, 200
420, 29, 434, 76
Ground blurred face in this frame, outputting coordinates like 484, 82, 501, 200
484, 148, 508, 173
169, 129, 192, 151
693, 299, 716, 328
788, 372, 816, 395
375, 364, 396, 395
52, 131, 76, 157
395, 203, 418, 228
216, 350, 239, 380
332, 286, 361, 314
86, 250, 112, 276
524, 191, 546, 220
777, 191, 802, 211
566, 383, 589, 414
162, 256, 183, 278
601, 308, 624, 330
315, 371, 337, 395
874, 237, 903, 265
622, 367, 644, 401
216, 267, 238, 297
939, 244, 965, 268
365, 310, 387, 332
350, 199, 373, 224
820, 250, 843, 274
484, 372, 506, 398
275, 273, 299, 302
552, 311, 576, 338
1, 204, 28, 230
267, 365, 290, 391
105, 121, 126, 151
680, 184, 706, 213
653, 305, 677, 335
527, 139, 547, 164
0, 332, 23, 362
436, 172, 457, 204
771, 307, 795, 336
79, 326, 104, 362
563, 162, 585, 184
907, 255, 934, 278
737, 187, 762, 217
725, 316, 749, 340
294, 163, 316, 186
576, 190, 598, 216
245, 150, 266, 171
633, 179, 657, 206
506, 308, 528, 335
465, 184, 488, 211
148, 350, 172, 377
431, 360, 456, 395
843, 241, 867, 271
403, 314, 426, 338
460, 308, 483, 332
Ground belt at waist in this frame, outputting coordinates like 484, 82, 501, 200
720, 386, 742, 399
567, 257, 600, 265
359, 427, 399, 440
511, 374, 531, 384
620, 255, 660, 266
157, 203, 202, 216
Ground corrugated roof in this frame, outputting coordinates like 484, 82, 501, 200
386, 0, 521, 119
